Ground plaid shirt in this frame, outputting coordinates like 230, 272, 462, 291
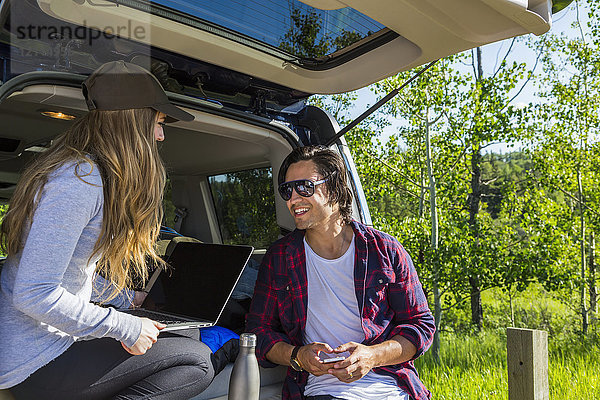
246, 221, 435, 400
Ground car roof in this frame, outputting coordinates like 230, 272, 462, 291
36, 0, 567, 94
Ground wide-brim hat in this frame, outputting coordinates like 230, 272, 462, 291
82, 61, 194, 123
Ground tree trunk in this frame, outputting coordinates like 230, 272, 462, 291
418, 167, 426, 219
577, 169, 588, 335
508, 284, 515, 326
469, 145, 483, 330
425, 105, 441, 362
468, 47, 484, 331
590, 232, 597, 322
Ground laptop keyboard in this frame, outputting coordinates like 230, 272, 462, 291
126, 308, 189, 325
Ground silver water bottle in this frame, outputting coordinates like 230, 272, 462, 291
228, 333, 260, 400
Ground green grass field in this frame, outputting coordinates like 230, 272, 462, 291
415, 330, 600, 399
415, 284, 600, 400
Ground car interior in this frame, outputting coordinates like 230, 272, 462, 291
0, 0, 566, 399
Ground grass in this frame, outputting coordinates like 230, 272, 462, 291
414, 283, 600, 399
548, 338, 600, 399
416, 331, 508, 399
415, 330, 600, 399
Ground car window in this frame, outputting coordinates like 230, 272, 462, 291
150, 0, 385, 61
162, 179, 176, 230
209, 167, 279, 249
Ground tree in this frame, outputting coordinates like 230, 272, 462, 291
459, 43, 538, 329
365, 59, 467, 360
279, 7, 363, 59
368, 43, 538, 332
530, 0, 600, 333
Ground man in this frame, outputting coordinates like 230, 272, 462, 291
246, 145, 435, 400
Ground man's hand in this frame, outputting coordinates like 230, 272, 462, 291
121, 318, 165, 355
296, 342, 335, 376
326, 336, 417, 383
327, 341, 377, 383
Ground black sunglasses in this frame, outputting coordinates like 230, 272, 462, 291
278, 176, 331, 201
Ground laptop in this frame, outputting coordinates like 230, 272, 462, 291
124, 241, 253, 331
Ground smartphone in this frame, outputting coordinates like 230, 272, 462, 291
319, 351, 350, 364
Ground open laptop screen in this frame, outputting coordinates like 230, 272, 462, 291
145, 242, 253, 323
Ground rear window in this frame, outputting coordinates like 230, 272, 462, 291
151, 0, 387, 65
209, 167, 279, 249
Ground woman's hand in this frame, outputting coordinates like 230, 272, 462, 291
121, 318, 165, 355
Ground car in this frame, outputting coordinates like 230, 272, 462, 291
0, 0, 570, 399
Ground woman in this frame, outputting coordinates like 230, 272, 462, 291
0, 61, 214, 399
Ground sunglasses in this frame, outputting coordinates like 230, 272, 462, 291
278, 176, 331, 201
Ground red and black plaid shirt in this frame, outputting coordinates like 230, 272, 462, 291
246, 221, 435, 400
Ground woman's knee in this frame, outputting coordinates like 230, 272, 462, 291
166, 337, 215, 392
113, 336, 216, 398
159, 335, 214, 371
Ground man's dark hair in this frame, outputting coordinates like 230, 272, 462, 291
278, 145, 354, 225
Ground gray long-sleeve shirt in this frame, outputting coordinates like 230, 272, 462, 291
0, 160, 142, 388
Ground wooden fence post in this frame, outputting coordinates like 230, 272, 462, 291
507, 328, 549, 400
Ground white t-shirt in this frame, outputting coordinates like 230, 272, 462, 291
302, 236, 408, 400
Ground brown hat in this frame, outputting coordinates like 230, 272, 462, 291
82, 61, 194, 123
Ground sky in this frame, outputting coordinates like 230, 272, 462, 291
341, 1, 585, 154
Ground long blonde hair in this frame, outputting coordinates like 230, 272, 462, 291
1, 108, 166, 299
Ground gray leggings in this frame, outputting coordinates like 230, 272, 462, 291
11, 333, 215, 400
